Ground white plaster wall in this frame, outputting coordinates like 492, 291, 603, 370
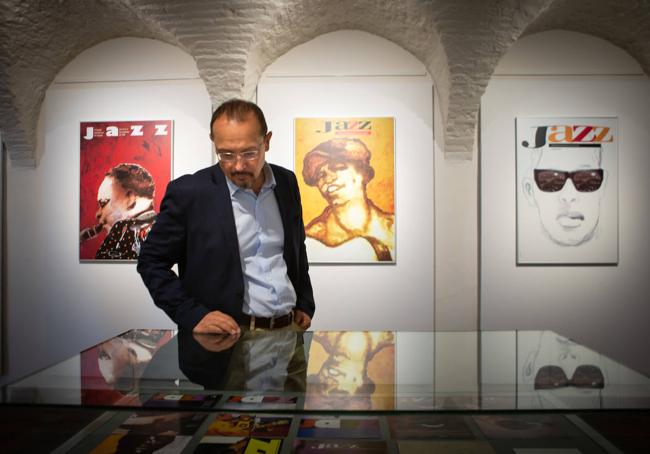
1, 38, 212, 385
258, 31, 434, 330
481, 31, 650, 376
434, 92, 479, 331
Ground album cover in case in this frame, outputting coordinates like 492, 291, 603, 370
387, 414, 474, 439
223, 394, 298, 410
90, 411, 206, 454
473, 415, 569, 439
397, 440, 496, 454
298, 416, 381, 439
195, 436, 282, 454
144, 392, 221, 409
293, 439, 388, 453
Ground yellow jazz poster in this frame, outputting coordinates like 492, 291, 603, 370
295, 117, 395, 263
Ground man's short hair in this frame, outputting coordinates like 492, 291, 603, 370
302, 138, 375, 186
210, 99, 268, 138
108, 163, 155, 199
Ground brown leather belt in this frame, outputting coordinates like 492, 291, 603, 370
241, 311, 294, 330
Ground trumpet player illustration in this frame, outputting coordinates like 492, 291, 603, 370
79, 120, 172, 261
80, 163, 157, 260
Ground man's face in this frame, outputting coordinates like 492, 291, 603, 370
529, 147, 604, 246
212, 113, 270, 193
315, 161, 365, 206
96, 176, 130, 232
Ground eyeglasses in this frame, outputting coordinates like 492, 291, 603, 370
534, 169, 603, 193
217, 149, 260, 163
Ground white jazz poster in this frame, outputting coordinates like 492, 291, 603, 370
516, 117, 618, 265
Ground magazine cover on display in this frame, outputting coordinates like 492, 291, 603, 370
79, 120, 172, 261
90, 411, 207, 454
295, 117, 395, 263
516, 117, 618, 265
196, 413, 289, 453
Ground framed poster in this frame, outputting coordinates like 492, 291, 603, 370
516, 117, 618, 265
295, 117, 395, 263
79, 120, 172, 261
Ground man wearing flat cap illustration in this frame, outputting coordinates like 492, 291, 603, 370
302, 138, 394, 261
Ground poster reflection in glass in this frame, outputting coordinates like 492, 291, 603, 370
518, 330, 607, 409
80, 329, 174, 405
305, 331, 395, 410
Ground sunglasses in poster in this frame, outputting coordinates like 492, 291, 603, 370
534, 169, 604, 193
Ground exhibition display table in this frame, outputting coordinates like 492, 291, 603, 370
2, 329, 649, 453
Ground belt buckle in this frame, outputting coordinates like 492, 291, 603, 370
269, 316, 275, 330
249, 315, 255, 330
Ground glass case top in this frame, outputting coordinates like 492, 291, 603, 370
3, 329, 649, 413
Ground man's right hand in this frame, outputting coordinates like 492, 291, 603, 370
193, 332, 241, 352
193, 311, 241, 335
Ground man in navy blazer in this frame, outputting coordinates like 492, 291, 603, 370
137, 100, 315, 334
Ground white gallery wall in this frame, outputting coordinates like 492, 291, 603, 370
258, 31, 435, 330
481, 31, 650, 376
1, 38, 212, 384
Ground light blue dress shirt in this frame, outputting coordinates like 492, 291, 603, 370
225, 163, 297, 318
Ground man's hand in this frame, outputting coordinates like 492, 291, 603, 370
193, 311, 241, 335
294, 310, 312, 330
193, 332, 241, 352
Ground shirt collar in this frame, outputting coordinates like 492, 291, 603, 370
225, 162, 276, 196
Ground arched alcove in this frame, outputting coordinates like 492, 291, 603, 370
2, 37, 211, 384
494, 30, 643, 76
481, 30, 650, 376
257, 30, 435, 333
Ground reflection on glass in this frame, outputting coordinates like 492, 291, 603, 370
4, 329, 649, 413
305, 332, 395, 410
518, 330, 607, 409
80, 329, 174, 405
178, 329, 307, 394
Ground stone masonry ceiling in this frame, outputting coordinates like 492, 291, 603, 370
1, 0, 649, 166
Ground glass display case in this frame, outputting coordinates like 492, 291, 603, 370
2, 329, 649, 453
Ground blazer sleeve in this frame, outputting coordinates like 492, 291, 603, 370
291, 171, 316, 318
137, 178, 210, 330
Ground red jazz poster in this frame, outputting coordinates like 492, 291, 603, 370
79, 120, 172, 261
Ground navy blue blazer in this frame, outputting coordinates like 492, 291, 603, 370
137, 163, 315, 331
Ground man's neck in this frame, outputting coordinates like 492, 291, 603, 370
252, 172, 265, 195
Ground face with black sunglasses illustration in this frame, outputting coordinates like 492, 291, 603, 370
523, 145, 606, 246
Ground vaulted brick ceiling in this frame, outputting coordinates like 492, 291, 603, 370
0, 0, 648, 166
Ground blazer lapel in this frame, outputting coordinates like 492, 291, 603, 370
271, 166, 293, 251
211, 165, 241, 262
